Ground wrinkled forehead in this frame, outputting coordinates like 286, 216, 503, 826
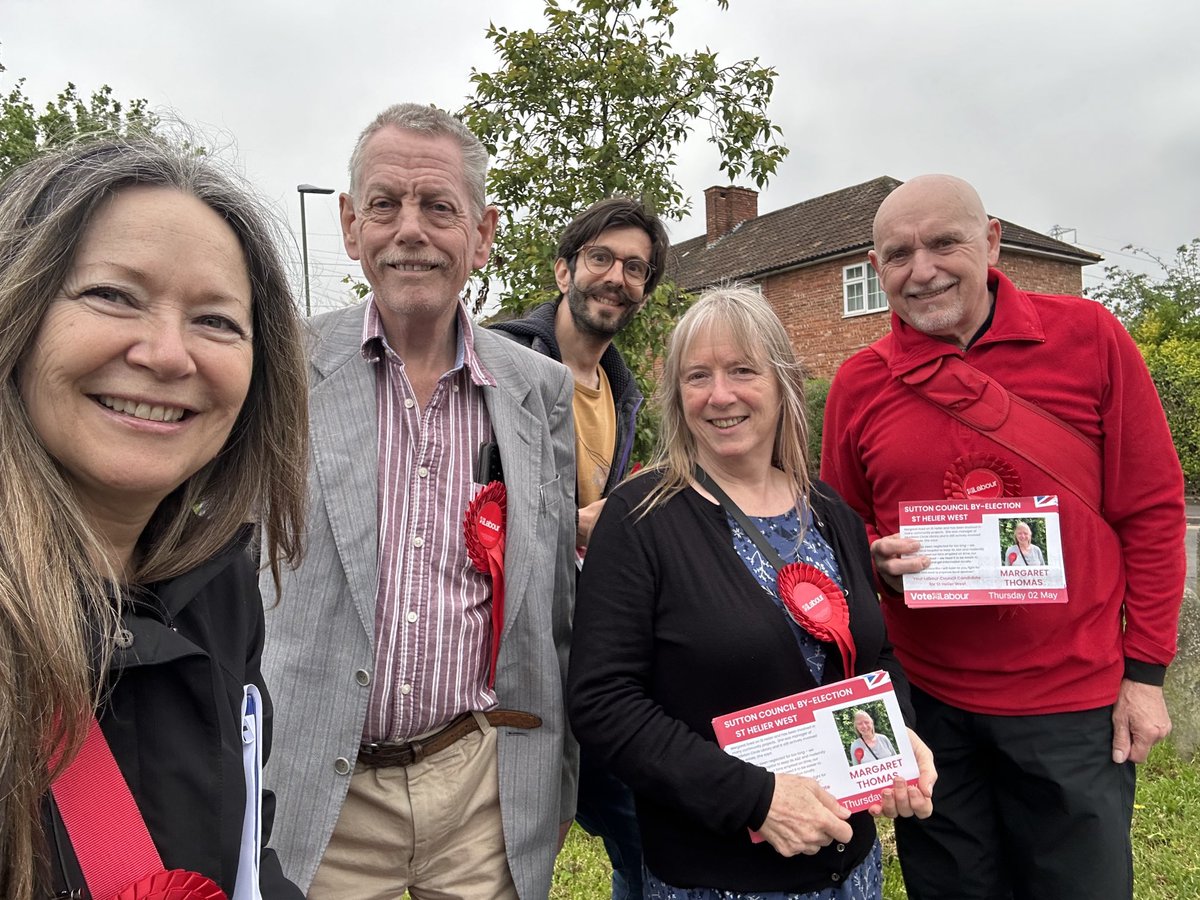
873, 178, 988, 247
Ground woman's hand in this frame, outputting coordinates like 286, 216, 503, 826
757, 773, 854, 857
869, 728, 936, 819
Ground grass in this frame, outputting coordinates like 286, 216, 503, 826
551, 742, 1200, 899
1131, 742, 1200, 899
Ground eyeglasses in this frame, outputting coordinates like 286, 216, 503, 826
578, 245, 654, 287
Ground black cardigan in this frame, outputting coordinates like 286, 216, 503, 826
568, 472, 913, 893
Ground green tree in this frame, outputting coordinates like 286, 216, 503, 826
1092, 240, 1200, 488
1090, 239, 1200, 347
462, 0, 788, 460
1, 53, 157, 178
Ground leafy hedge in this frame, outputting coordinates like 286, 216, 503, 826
805, 378, 831, 476
1141, 338, 1200, 491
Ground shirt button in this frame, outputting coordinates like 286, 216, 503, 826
830, 872, 841, 882
406, 611, 418, 623
400, 683, 412, 695
355, 669, 370, 686
334, 757, 351, 775
417, 466, 429, 478
451, 384, 459, 392
413, 536, 424, 548
836, 843, 846, 853
404, 398, 415, 409
114, 628, 134, 649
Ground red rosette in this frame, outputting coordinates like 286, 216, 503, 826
777, 563, 856, 677
109, 869, 226, 900
464, 481, 507, 688
943, 452, 1021, 500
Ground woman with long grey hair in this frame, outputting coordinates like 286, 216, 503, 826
0, 137, 307, 899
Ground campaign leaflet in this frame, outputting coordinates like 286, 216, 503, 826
898, 496, 1068, 607
711, 671, 918, 826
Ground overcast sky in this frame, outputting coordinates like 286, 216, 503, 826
7, 0, 1198, 312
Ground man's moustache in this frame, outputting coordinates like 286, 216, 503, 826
584, 285, 633, 305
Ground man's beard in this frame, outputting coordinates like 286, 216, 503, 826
565, 281, 639, 338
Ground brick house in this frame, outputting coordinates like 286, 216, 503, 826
669, 177, 1102, 379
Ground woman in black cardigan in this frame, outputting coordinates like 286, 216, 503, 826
568, 286, 935, 899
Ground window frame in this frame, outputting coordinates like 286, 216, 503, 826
842, 262, 888, 317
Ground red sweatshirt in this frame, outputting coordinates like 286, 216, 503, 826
821, 268, 1185, 715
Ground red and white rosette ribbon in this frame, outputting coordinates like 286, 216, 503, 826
943, 452, 1021, 500
464, 481, 507, 688
110, 869, 227, 900
778, 563, 856, 678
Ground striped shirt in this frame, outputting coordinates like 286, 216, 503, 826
361, 299, 498, 742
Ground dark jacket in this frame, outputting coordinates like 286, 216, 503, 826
48, 530, 301, 899
492, 299, 643, 497
569, 472, 914, 893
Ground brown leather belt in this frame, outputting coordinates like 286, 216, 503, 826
358, 709, 542, 769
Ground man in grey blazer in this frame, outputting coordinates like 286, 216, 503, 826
261, 103, 577, 900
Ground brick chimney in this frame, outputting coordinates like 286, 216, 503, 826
704, 185, 758, 243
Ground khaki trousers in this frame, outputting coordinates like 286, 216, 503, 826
309, 712, 518, 900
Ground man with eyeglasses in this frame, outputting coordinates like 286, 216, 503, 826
495, 198, 669, 553
494, 197, 669, 899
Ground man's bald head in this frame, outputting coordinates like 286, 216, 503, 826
867, 174, 1001, 348
872, 175, 989, 249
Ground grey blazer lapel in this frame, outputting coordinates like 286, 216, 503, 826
477, 332, 543, 641
309, 307, 380, 640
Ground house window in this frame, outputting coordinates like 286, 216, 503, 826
843, 263, 887, 316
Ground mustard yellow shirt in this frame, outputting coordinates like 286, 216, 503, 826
573, 367, 616, 507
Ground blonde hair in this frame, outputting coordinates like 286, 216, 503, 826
0, 137, 308, 898
639, 284, 811, 515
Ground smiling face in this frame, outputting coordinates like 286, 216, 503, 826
855, 712, 875, 739
555, 225, 652, 338
1014, 523, 1032, 548
679, 324, 781, 477
340, 126, 498, 341
869, 175, 1001, 348
17, 185, 254, 536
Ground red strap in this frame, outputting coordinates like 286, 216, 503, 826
51, 716, 164, 899
872, 337, 1104, 515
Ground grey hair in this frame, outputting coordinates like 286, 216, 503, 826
347, 103, 488, 218
638, 284, 812, 517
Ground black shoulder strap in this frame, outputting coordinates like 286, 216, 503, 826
693, 466, 788, 572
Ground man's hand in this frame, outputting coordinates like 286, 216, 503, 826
756, 773, 854, 857
1112, 678, 1171, 764
870, 728, 936, 820
870, 534, 930, 593
576, 498, 606, 548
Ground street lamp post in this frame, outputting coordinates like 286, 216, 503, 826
297, 183, 335, 317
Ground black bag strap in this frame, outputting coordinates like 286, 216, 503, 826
693, 465, 788, 572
